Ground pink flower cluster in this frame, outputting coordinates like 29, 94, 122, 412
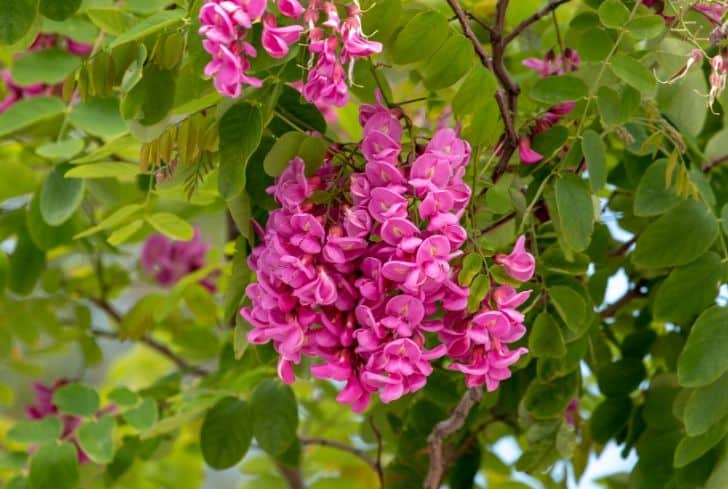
241, 95, 534, 411
26, 381, 113, 463
709, 49, 728, 109
1, 34, 91, 113
507, 48, 581, 164
199, 0, 381, 107
140, 227, 217, 291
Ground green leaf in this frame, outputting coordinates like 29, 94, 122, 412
597, 86, 622, 125
11, 48, 81, 85
633, 159, 681, 217
529, 312, 566, 358
7, 418, 62, 444
598, 0, 630, 28
706, 450, 728, 489
453, 65, 497, 118
684, 371, 728, 436
40, 163, 84, 226
657, 67, 707, 138
28, 442, 79, 489
263, 132, 306, 177
597, 358, 646, 397
39, 0, 80, 20
36, 139, 84, 160
610, 54, 656, 95
109, 9, 186, 49
145, 212, 194, 241
218, 103, 263, 199
391, 10, 449, 65
65, 161, 139, 179
423, 33, 473, 90
523, 373, 578, 418
75, 203, 144, 239
530, 76, 588, 105
458, 253, 482, 287
0, 0, 38, 45
77, 415, 114, 464
674, 415, 728, 468
8, 229, 45, 296
577, 28, 613, 62
124, 398, 158, 431
627, 15, 665, 39
633, 200, 719, 269
678, 306, 728, 388
27, 191, 74, 250
52, 383, 99, 417
251, 380, 298, 456
201, 396, 253, 470
531, 125, 569, 159
121, 64, 176, 126
86, 7, 133, 35
549, 286, 588, 333
0, 96, 64, 137
69, 97, 127, 140
554, 174, 594, 252
107, 220, 143, 246
119, 295, 163, 339
107, 387, 139, 408
722, 204, 728, 237
591, 397, 632, 444
654, 252, 723, 325
298, 136, 327, 176
582, 130, 606, 192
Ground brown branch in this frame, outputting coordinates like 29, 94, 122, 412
702, 154, 728, 173
90, 300, 210, 377
368, 417, 385, 487
424, 387, 483, 489
504, 0, 572, 44
599, 286, 647, 319
446, 0, 493, 70
608, 236, 637, 257
480, 212, 517, 235
448, 1, 521, 183
276, 463, 306, 489
300, 437, 379, 474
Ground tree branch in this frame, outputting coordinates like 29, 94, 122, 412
299, 437, 379, 474
504, 0, 572, 44
702, 154, 728, 173
424, 387, 483, 489
480, 212, 517, 235
599, 285, 647, 319
368, 417, 385, 487
276, 463, 306, 489
446, 0, 493, 70
90, 299, 210, 377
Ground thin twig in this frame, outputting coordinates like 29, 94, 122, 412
599, 285, 647, 319
504, 0, 572, 44
424, 387, 483, 489
702, 154, 728, 173
90, 300, 210, 377
276, 463, 307, 489
480, 212, 517, 235
368, 417, 385, 487
299, 437, 379, 473
466, 11, 496, 36
446, 0, 493, 70
608, 236, 637, 257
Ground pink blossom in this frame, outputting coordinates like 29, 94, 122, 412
278, 0, 305, 18
495, 235, 536, 282
140, 227, 216, 291
261, 13, 303, 59
518, 135, 544, 165
694, 2, 727, 24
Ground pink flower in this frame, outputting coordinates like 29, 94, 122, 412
66, 39, 92, 56
495, 235, 536, 282
523, 48, 580, 78
278, 0, 305, 18
261, 13, 303, 59
694, 2, 727, 24
141, 227, 216, 291
267, 157, 312, 209
518, 136, 543, 165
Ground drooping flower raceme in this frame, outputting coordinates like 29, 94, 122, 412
509, 48, 581, 164
140, 227, 217, 291
241, 93, 534, 411
198, 0, 382, 108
